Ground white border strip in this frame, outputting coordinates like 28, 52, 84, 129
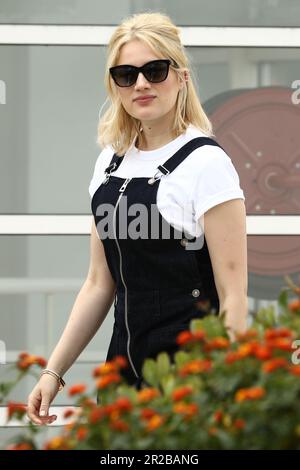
0, 406, 79, 427
0, 215, 300, 235
1, 25, 300, 47
0, 215, 92, 234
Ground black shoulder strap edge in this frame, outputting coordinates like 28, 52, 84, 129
104, 151, 124, 174
157, 137, 225, 175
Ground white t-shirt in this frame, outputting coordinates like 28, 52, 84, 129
89, 124, 245, 238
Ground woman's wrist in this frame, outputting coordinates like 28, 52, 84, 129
40, 368, 66, 391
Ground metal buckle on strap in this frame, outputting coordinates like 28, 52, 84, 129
103, 162, 117, 184
148, 170, 163, 185
147, 165, 170, 185
157, 164, 170, 176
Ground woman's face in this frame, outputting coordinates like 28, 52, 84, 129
113, 39, 183, 125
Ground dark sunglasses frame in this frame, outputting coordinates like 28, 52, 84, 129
109, 59, 173, 87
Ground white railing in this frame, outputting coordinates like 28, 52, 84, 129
0, 277, 109, 363
0, 405, 79, 427
0, 25, 300, 47
0, 215, 300, 235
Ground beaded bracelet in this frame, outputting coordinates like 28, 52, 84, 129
40, 368, 65, 391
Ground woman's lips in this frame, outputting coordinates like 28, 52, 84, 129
135, 96, 156, 104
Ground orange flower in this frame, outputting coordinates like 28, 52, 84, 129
63, 408, 75, 419
137, 388, 160, 403
18, 352, 30, 359
7, 442, 33, 450
254, 345, 272, 360
264, 328, 293, 340
235, 386, 266, 402
7, 402, 27, 419
114, 397, 132, 413
113, 355, 128, 369
288, 299, 300, 313
236, 329, 258, 342
213, 410, 223, 423
171, 386, 193, 402
35, 356, 47, 367
140, 408, 157, 421
225, 351, 241, 364
68, 384, 87, 396
193, 330, 206, 341
266, 337, 292, 351
89, 407, 106, 424
93, 361, 118, 377
44, 436, 71, 450
173, 402, 199, 421
289, 365, 300, 376
104, 403, 118, 416
262, 357, 289, 373
16, 353, 47, 370
145, 414, 164, 432
176, 329, 206, 346
176, 330, 194, 346
204, 337, 230, 351
234, 418, 246, 430
76, 426, 88, 441
110, 419, 129, 432
96, 373, 121, 389
236, 341, 259, 357
179, 359, 212, 377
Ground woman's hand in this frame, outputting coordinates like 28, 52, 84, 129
27, 374, 60, 425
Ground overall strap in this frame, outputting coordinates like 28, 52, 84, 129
104, 152, 124, 176
156, 137, 225, 176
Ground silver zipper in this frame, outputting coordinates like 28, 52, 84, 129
113, 178, 139, 379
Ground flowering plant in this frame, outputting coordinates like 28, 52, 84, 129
1, 275, 300, 450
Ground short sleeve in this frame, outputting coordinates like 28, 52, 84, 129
88, 146, 114, 199
192, 147, 245, 219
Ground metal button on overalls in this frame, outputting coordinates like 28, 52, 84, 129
91, 137, 222, 391
192, 289, 200, 297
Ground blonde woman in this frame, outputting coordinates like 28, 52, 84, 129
27, 12, 248, 425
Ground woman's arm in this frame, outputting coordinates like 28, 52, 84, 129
202, 198, 248, 338
46, 220, 116, 376
27, 219, 116, 424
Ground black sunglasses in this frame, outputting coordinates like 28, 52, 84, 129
109, 59, 173, 87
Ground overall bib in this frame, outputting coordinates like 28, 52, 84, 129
91, 137, 223, 390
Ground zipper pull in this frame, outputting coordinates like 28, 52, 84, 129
119, 178, 131, 193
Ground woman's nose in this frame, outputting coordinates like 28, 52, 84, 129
134, 72, 151, 88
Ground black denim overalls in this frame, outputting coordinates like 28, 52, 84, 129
91, 137, 223, 390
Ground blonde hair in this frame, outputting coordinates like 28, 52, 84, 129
97, 12, 214, 156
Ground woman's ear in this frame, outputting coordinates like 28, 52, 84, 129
179, 69, 189, 89
183, 69, 189, 82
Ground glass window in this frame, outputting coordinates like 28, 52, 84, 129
1, 45, 299, 214
0, 235, 114, 373
1, 0, 300, 26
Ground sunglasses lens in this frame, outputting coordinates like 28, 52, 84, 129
144, 61, 169, 83
111, 60, 170, 87
112, 66, 137, 87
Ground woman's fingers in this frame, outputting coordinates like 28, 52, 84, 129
27, 391, 56, 425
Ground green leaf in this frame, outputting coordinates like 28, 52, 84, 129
191, 316, 227, 338
278, 289, 289, 310
142, 358, 159, 387
255, 305, 277, 328
160, 374, 176, 396
156, 352, 171, 379
174, 350, 190, 368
